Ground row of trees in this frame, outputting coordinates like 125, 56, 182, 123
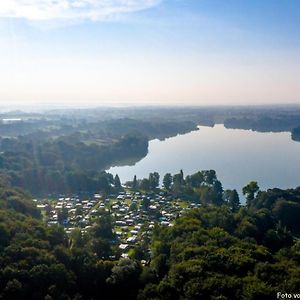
125, 170, 239, 208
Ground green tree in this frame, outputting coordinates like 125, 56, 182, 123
203, 170, 217, 185
199, 186, 217, 205
149, 172, 160, 190
173, 170, 184, 192
107, 259, 142, 299
163, 173, 172, 190
58, 207, 69, 224
129, 202, 138, 212
70, 228, 86, 249
3, 279, 23, 299
91, 238, 112, 259
132, 175, 138, 190
141, 197, 151, 211
243, 181, 259, 206
223, 189, 240, 212
272, 200, 300, 234
114, 174, 122, 190
0, 224, 10, 247
92, 212, 114, 240
186, 171, 204, 188
140, 178, 150, 191
213, 180, 224, 205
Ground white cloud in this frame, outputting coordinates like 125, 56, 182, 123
0, 0, 161, 21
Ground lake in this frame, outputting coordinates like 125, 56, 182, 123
108, 124, 300, 196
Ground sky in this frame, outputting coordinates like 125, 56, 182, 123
0, 0, 300, 107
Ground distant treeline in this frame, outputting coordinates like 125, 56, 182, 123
0, 118, 198, 196
2, 105, 300, 197
224, 115, 300, 136
292, 126, 300, 141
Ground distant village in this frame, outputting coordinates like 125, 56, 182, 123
35, 189, 200, 258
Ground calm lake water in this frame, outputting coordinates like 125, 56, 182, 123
108, 124, 300, 196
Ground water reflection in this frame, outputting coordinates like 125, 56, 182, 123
108, 125, 300, 195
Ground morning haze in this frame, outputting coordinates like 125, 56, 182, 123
0, 0, 299, 106
1, 1, 300, 300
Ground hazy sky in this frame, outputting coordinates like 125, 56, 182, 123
0, 0, 300, 106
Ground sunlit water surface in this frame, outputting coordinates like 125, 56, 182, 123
108, 125, 300, 196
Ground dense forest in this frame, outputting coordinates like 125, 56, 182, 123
0, 117, 197, 196
0, 170, 300, 299
0, 107, 300, 299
